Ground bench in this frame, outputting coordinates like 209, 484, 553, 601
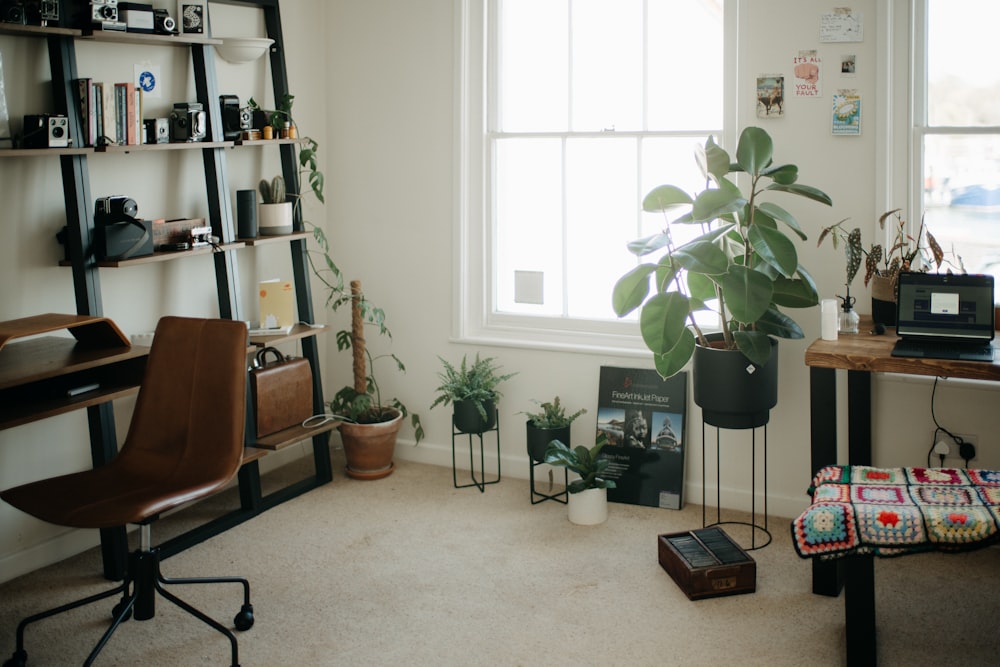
791, 465, 1000, 664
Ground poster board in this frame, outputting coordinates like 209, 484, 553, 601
595, 366, 687, 510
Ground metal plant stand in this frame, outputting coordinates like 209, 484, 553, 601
701, 420, 771, 550
529, 462, 568, 504
451, 415, 501, 492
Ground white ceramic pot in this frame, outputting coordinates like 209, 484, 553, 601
567, 487, 608, 525
258, 201, 293, 235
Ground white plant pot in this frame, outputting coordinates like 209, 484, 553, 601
567, 487, 608, 525
258, 201, 293, 235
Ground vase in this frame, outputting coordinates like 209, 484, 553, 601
452, 399, 497, 434
870, 275, 897, 326
693, 333, 778, 430
257, 201, 293, 235
526, 421, 570, 463
338, 408, 402, 480
567, 487, 608, 525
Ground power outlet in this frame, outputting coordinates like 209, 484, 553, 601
932, 431, 978, 462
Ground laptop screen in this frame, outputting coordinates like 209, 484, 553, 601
895, 272, 995, 342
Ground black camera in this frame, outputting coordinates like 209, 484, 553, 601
152, 7, 175, 34
1, 0, 25, 25
219, 95, 242, 141
94, 195, 138, 225
22, 114, 70, 148
170, 102, 206, 142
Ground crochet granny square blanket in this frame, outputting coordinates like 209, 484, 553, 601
792, 465, 1000, 559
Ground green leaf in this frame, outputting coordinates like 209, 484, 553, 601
626, 232, 672, 256
687, 271, 718, 305
771, 275, 819, 308
762, 163, 798, 185
735, 126, 773, 177
692, 180, 745, 222
754, 307, 805, 339
638, 292, 691, 355
732, 330, 773, 367
642, 185, 693, 212
748, 223, 798, 278
757, 202, 806, 241
612, 264, 656, 316
766, 182, 833, 206
720, 266, 773, 324
653, 328, 696, 379
673, 240, 730, 276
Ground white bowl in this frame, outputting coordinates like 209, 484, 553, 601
214, 37, 274, 64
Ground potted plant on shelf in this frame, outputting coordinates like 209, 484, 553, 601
430, 354, 517, 434
522, 397, 586, 464
257, 175, 294, 235
543, 435, 616, 525
817, 208, 963, 325
612, 126, 833, 428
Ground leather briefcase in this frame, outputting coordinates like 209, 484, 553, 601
249, 347, 313, 437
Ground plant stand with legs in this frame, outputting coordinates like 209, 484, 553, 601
451, 417, 500, 492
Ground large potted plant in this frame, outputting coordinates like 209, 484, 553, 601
612, 126, 833, 428
430, 354, 516, 434
522, 397, 586, 464
543, 436, 616, 525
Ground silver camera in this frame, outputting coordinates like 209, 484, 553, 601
89, 0, 125, 31
22, 114, 70, 148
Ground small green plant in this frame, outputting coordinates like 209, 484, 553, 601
258, 175, 286, 204
430, 354, 517, 421
522, 396, 586, 429
543, 435, 617, 493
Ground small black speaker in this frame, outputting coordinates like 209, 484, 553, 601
236, 189, 257, 238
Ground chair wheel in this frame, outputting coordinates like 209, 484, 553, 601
3, 648, 27, 667
112, 599, 132, 622
234, 604, 254, 631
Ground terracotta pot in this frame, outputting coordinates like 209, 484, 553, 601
338, 408, 402, 480
567, 487, 608, 525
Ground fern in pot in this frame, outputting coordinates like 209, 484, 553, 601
522, 397, 586, 464
430, 354, 517, 434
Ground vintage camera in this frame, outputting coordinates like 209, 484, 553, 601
1, 0, 26, 25
142, 117, 169, 144
25, 0, 59, 26
22, 114, 70, 148
239, 107, 253, 131
152, 7, 175, 34
87, 0, 125, 31
189, 225, 215, 248
219, 95, 242, 141
170, 102, 206, 142
94, 195, 138, 225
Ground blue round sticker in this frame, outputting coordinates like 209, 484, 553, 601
138, 71, 156, 93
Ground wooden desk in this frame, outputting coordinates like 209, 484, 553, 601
804, 316, 1000, 665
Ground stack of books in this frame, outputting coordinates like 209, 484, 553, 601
73, 78, 142, 147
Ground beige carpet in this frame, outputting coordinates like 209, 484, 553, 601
1, 450, 999, 666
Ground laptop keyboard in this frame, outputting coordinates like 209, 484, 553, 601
892, 340, 995, 362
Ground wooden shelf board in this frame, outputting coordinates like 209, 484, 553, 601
251, 419, 340, 451
249, 323, 328, 346
66, 242, 246, 267
81, 30, 222, 47
0, 147, 91, 157
0, 24, 81, 38
239, 231, 311, 245
95, 141, 234, 153
233, 137, 307, 147
242, 447, 270, 464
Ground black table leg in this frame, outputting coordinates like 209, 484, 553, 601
845, 554, 877, 666
810, 366, 844, 596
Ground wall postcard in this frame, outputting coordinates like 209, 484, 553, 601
594, 366, 687, 510
832, 88, 861, 135
755, 74, 784, 118
793, 50, 822, 97
178, 2, 208, 35
820, 7, 863, 43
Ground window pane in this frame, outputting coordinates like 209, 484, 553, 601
923, 134, 1000, 278
495, 138, 564, 314
647, 1, 724, 130
565, 138, 637, 319
571, 0, 643, 131
499, 0, 569, 132
927, 0, 1000, 127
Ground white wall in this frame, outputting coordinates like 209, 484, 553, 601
2, 0, 999, 584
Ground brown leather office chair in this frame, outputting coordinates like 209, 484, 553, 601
1, 316, 253, 667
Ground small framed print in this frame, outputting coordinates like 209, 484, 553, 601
178, 1, 207, 35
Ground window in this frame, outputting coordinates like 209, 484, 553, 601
458, 0, 731, 349
913, 0, 1000, 279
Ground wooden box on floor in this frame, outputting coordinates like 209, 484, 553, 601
657, 527, 756, 600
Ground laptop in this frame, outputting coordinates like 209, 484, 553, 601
891, 272, 996, 361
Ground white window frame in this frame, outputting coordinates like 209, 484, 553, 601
454, 0, 737, 354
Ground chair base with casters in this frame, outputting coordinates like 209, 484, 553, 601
3, 523, 254, 667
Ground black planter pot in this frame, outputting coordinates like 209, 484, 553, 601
452, 399, 497, 434
693, 333, 778, 429
871, 298, 897, 326
525, 421, 570, 463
